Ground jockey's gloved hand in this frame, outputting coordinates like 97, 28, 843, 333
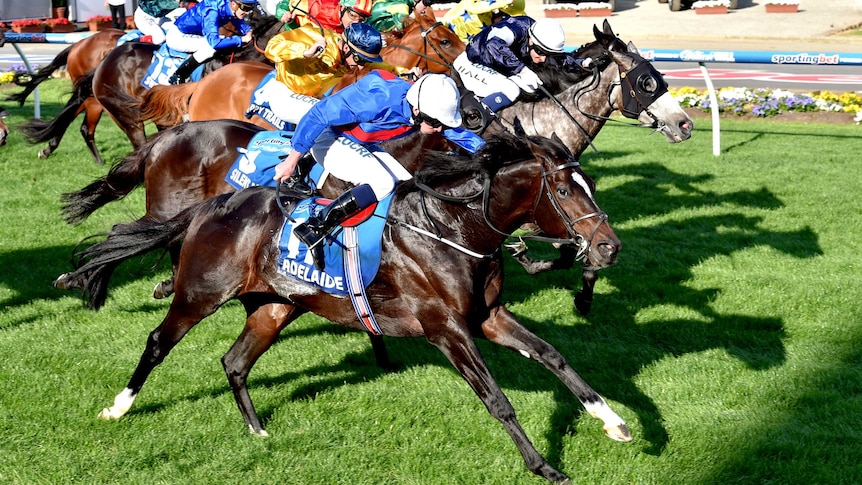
582, 57, 593, 69
510, 66, 542, 93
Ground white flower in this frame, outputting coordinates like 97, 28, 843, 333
764, 0, 799, 5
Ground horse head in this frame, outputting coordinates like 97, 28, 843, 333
381, 10, 465, 73
438, 128, 619, 269
516, 128, 620, 269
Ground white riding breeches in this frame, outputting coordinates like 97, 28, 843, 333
165, 26, 216, 62
454, 52, 521, 102
134, 7, 185, 45
307, 130, 412, 200
262, 81, 320, 125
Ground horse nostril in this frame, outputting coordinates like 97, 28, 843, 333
597, 241, 619, 261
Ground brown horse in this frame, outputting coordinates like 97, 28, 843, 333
10, 29, 125, 164
0, 108, 10, 146
138, 11, 464, 130
55, 130, 628, 483
14, 13, 283, 165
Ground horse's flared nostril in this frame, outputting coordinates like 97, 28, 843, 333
597, 241, 620, 263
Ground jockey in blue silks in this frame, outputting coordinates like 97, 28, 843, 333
273, 71, 484, 270
165, 0, 257, 84
454, 16, 591, 114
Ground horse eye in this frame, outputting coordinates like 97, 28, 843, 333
441, 39, 450, 47
557, 187, 569, 197
638, 75, 658, 93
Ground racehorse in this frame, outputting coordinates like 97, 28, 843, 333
0, 108, 10, 146
10, 29, 125, 164
137, 11, 464, 130
14, 13, 283, 164
60, 21, 689, 316
54, 130, 629, 483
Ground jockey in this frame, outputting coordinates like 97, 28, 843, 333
134, 0, 189, 44
263, 22, 387, 124
275, 0, 372, 34
272, 72, 484, 269
165, 0, 257, 85
454, 16, 591, 114
440, 0, 526, 42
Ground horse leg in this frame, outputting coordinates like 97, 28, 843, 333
153, 242, 181, 300
574, 267, 597, 316
478, 305, 631, 443
79, 97, 105, 165
367, 334, 394, 369
222, 301, 303, 436
99, 298, 219, 420
426, 326, 570, 483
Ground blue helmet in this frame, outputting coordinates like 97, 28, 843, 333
343, 22, 384, 63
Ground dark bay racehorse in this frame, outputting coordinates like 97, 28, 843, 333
15, 13, 282, 164
55, 131, 628, 483
137, 11, 463, 130
10, 29, 125, 164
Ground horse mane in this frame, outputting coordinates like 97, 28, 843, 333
398, 132, 538, 195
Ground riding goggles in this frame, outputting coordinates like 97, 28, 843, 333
343, 7, 369, 21
416, 112, 444, 129
235, 2, 256, 12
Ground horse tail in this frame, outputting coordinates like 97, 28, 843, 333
17, 70, 95, 145
57, 204, 201, 310
60, 128, 164, 225
4, 44, 73, 106
138, 83, 197, 127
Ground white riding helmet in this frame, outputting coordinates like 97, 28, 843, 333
405, 74, 462, 128
528, 18, 566, 54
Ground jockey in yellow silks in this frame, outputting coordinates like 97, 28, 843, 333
440, 0, 525, 42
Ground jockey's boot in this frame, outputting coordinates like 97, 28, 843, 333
168, 56, 203, 85
293, 184, 376, 270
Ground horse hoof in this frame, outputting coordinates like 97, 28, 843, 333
604, 423, 633, 442
53, 273, 74, 290
153, 281, 173, 299
574, 292, 592, 316
98, 407, 122, 420
248, 425, 269, 437
37, 149, 50, 159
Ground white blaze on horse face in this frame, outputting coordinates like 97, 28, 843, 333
570, 172, 596, 203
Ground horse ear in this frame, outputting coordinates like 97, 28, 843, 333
593, 24, 602, 40
602, 19, 614, 37
512, 117, 527, 137
627, 41, 639, 55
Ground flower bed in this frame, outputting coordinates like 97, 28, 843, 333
671, 86, 862, 124
764, 1, 799, 13
45, 17, 74, 32
86, 15, 113, 31
541, 2, 613, 18
11, 19, 46, 33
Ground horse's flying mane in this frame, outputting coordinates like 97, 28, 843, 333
397, 132, 538, 196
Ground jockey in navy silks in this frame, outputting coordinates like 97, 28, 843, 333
454, 16, 592, 114
165, 0, 257, 84
272, 72, 484, 269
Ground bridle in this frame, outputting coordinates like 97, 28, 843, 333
384, 20, 456, 73
406, 156, 608, 264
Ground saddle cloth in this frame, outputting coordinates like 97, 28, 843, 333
276, 195, 393, 296
225, 130, 296, 190
245, 71, 296, 131
141, 44, 204, 89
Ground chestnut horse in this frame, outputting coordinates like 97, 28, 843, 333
138, 11, 464, 130
10, 29, 124, 164
55, 131, 628, 483
14, 13, 283, 164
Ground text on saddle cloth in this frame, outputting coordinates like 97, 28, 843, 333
276, 196, 394, 296
141, 44, 205, 89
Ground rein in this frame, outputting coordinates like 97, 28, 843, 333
385, 21, 455, 72
403, 159, 605, 261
